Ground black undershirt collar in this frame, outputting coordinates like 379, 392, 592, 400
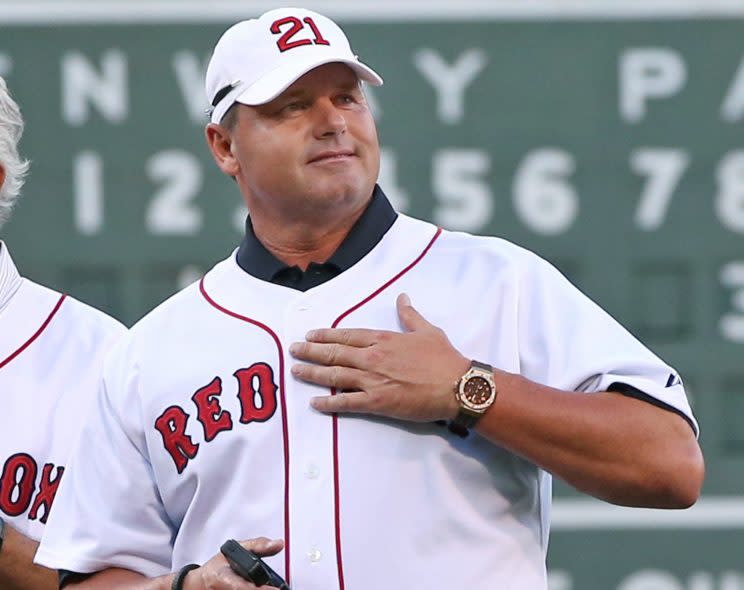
236, 185, 397, 291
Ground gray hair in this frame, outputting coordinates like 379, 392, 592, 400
0, 77, 30, 228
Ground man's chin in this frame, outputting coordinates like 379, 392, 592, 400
306, 175, 370, 203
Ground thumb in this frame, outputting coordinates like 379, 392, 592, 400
239, 537, 284, 556
396, 293, 431, 332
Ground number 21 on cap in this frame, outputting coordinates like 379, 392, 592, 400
270, 16, 331, 52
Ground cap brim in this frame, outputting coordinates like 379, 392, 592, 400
211, 56, 382, 123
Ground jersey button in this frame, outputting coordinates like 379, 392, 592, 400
308, 548, 322, 563
305, 463, 319, 479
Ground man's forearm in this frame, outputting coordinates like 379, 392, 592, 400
66, 568, 174, 590
0, 522, 58, 590
63, 536, 282, 590
476, 369, 705, 508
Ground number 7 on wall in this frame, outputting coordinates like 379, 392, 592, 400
631, 148, 689, 231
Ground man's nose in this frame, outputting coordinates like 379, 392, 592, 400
313, 98, 347, 138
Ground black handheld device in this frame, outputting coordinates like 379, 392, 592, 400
220, 539, 290, 590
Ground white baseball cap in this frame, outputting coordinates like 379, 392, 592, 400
206, 7, 384, 124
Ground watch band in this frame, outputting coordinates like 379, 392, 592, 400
454, 411, 480, 429
0, 516, 5, 553
471, 360, 492, 372
171, 563, 199, 590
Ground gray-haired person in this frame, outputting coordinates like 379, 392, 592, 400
0, 76, 125, 590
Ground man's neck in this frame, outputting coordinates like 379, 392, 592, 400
250, 209, 367, 271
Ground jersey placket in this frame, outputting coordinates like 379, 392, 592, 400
281, 295, 340, 590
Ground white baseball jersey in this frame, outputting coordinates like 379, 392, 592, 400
36, 215, 696, 589
0, 242, 125, 541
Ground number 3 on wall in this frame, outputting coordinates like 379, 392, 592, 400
270, 16, 331, 52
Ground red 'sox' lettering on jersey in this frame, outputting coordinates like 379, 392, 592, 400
0, 453, 38, 517
28, 464, 65, 524
0, 453, 65, 524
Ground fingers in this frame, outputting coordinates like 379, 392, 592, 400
199, 537, 285, 589
310, 390, 371, 414
396, 293, 431, 332
238, 537, 284, 557
304, 327, 382, 347
292, 362, 366, 391
301, 295, 433, 349
289, 341, 366, 369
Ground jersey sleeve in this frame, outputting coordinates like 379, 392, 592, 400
35, 337, 175, 577
515, 253, 698, 435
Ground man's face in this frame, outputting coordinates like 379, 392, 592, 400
223, 63, 380, 221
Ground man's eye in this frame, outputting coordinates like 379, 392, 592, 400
283, 101, 305, 112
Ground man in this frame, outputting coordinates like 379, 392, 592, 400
0, 76, 125, 590
36, 8, 704, 590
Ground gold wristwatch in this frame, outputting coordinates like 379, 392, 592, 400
452, 360, 497, 430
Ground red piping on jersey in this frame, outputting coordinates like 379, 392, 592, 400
329, 227, 442, 590
0, 294, 66, 370
198, 279, 292, 585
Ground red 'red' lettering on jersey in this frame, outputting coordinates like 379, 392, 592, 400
154, 406, 200, 474
0, 453, 38, 517
155, 363, 279, 474
270, 16, 331, 52
192, 377, 234, 442
28, 464, 64, 524
235, 362, 278, 424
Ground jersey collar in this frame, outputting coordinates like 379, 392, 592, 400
0, 241, 22, 315
235, 185, 397, 289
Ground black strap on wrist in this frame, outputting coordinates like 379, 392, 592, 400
0, 516, 6, 553
171, 564, 199, 590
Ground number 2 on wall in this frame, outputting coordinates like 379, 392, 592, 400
270, 16, 331, 52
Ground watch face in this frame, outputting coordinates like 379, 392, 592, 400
464, 376, 493, 405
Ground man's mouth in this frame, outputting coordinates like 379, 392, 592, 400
308, 150, 356, 163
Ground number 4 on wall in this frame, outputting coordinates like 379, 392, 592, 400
270, 16, 331, 52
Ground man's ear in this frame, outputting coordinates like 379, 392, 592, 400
205, 123, 240, 177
